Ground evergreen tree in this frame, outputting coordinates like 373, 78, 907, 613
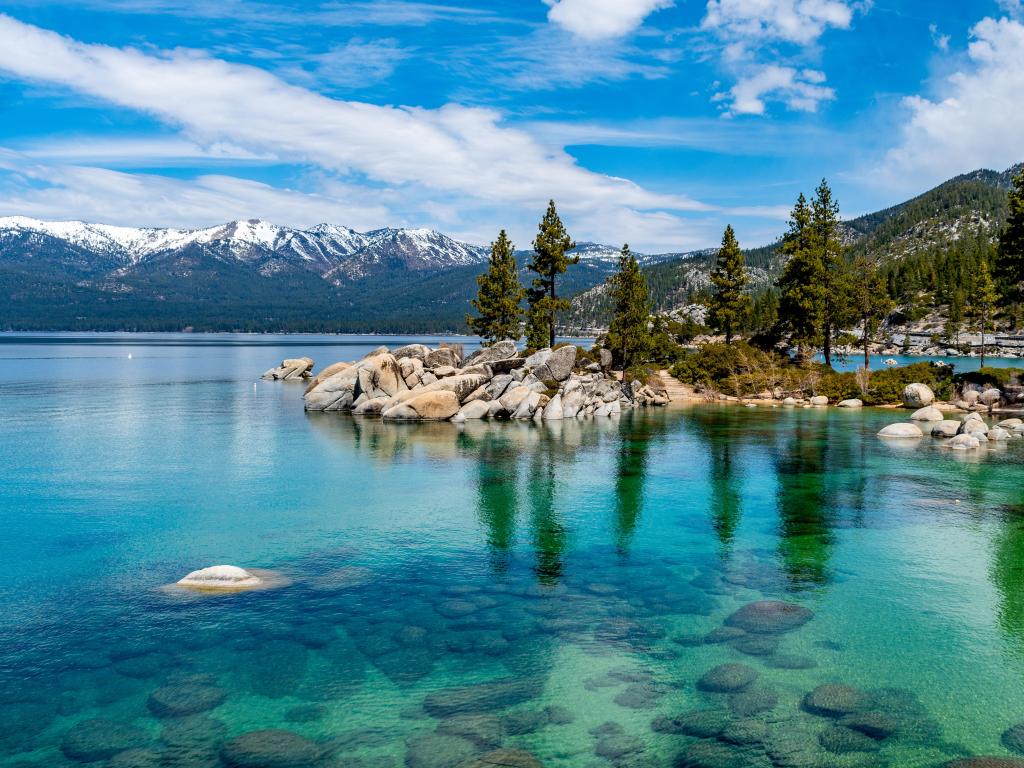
708, 225, 751, 344
970, 256, 999, 367
777, 192, 825, 363
996, 167, 1024, 328
848, 255, 892, 370
811, 179, 848, 368
605, 245, 652, 370
467, 230, 525, 344
525, 200, 576, 349
945, 289, 965, 347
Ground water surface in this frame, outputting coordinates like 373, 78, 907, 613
3, 334, 1024, 768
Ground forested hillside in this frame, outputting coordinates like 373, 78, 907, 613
565, 163, 1021, 331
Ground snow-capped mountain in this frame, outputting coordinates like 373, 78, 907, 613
0, 216, 489, 275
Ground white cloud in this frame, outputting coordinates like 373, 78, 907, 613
0, 13, 716, 250
20, 137, 277, 165
881, 15, 1024, 189
715, 65, 834, 116
997, 0, 1022, 20
0, 149, 391, 231
929, 23, 950, 53
702, 0, 854, 46
287, 38, 411, 89
544, 0, 674, 40
701, 0, 860, 116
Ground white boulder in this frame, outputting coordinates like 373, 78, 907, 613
877, 422, 924, 439
177, 565, 261, 591
836, 399, 863, 408
902, 383, 935, 408
948, 434, 981, 450
910, 406, 944, 422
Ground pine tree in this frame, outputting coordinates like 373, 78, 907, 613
467, 230, 524, 344
708, 225, 751, 344
777, 192, 825, 363
970, 256, 999, 367
996, 167, 1024, 328
810, 179, 847, 368
525, 200, 577, 349
848, 255, 892, 370
605, 244, 651, 370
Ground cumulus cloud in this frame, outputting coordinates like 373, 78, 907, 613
881, 15, 1024, 189
544, 0, 674, 40
0, 13, 717, 249
702, 0, 854, 46
701, 0, 861, 116
715, 65, 834, 116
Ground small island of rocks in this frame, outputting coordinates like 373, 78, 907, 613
264, 341, 669, 422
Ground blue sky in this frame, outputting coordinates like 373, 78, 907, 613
0, 0, 1021, 251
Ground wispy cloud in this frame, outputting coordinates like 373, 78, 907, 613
0, 13, 718, 250
283, 38, 412, 90
0, 149, 391, 231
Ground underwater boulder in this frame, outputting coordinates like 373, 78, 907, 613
697, 663, 758, 693
61, 719, 149, 763
802, 684, 869, 718
725, 601, 813, 634
220, 730, 323, 768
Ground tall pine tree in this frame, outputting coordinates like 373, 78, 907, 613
525, 201, 577, 349
996, 167, 1024, 329
777, 192, 825, 363
970, 256, 999, 368
467, 229, 524, 344
811, 179, 847, 368
605, 245, 651, 370
848, 255, 892, 370
708, 224, 751, 344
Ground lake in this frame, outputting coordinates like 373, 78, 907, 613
3, 333, 1024, 768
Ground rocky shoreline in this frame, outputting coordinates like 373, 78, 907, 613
262, 341, 669, 422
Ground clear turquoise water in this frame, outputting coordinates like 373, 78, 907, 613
3, 334, 1024, 768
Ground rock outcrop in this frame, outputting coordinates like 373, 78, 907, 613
298, 342, 667, 422
177, 565, 262, 591
902, 383, 935, 408
261, 358, 314, 381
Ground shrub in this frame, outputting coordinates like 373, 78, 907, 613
955, 367, 1024, 390
816, 370, 862, 402
866, 361, 954, 404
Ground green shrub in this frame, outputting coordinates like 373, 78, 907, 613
816, 370, 862, 402
866, 362, 954, 404
955, 366, 1024, 390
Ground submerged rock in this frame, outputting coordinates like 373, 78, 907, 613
697, 663, 758, 693
818, 725, 880, 754
405, 732, 477, 768
801, 684, 869, 717
147, 683, 226, 718
725, 601, 813, 634
220, 730, 323, 768
1003, 723, 1024, 754
61, 719, 149, 763
729, 687, 778, 717
423, 677, 544, 717
944, 760, 1024, 768
652, 710, 730, 738
457, 749, 543, 768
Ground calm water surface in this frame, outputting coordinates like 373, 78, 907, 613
3, 334, 1024, 768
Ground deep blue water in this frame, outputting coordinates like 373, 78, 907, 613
3, 334, 1024, 768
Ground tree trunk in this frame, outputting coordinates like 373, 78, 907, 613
862, 316, 870, 371
980, 311, 986, 368
822, 319, 832, 368
548, 276, 556, 349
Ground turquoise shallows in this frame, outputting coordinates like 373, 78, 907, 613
3, 334, 1024, 768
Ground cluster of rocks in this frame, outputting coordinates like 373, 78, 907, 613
874, 381, 1024, 450
298, 341, 668, 421
260, 357, 314, 381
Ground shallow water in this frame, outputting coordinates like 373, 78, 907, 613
3, 334, 1024, 768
